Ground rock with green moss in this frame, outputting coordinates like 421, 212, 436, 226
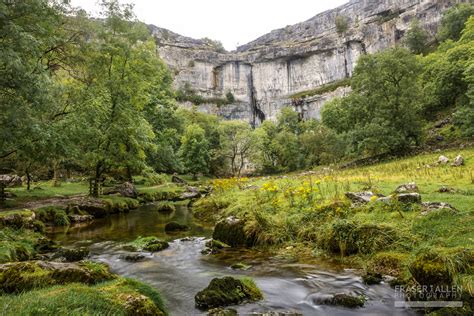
55, 247, 89, 262
230, 262, 252, 270
319, 293, 365, 308
156, 202, 176, 213
208, 307, 238, 315
362, 272, 383, 285
125, 236, 169, 252
0, 260, 115, 293
213, 216, 256, 247
201, 239, 230, 255
367, 251, 409, 277
0, 209, 36, 229
164, 221, 188, 233
195, 276, 263, 310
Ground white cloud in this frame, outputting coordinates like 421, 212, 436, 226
71, 0, 348, 50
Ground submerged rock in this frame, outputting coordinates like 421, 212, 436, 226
195, 276, 263, 310
164, 221, 188, 233
395, 182, 418, 193
0, 261, 114, 293
120, 253, 146, 262
212, 216, 256, 247
202, 239, 230, 255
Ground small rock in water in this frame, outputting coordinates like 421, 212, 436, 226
164, 221, 189, 233
362, 272, 383, 285
437, 155, 449, 164
120, 253, 146, 262
230, 262, 252, 270
207, 308, 238, 316
396, 193, 421, 204
56, 247, 89, 262
451, 155, 464, 167
395, 182, 418, 193
319, 293, 365, 308
68, 214, 94, 223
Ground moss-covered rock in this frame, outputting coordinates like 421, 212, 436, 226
0, 260, 115, 293
230, 262, 252, 270
164, 221, 188, 233
409, 251, 453, 287
195, 276, 263, 310
120, 253, 146, 262
212, 216, 256, 247
55, 247, 89, 262
321, 293, 365, 308
367, 251, 409, 277
208, 307, 238, 315
0, 228, 55, 263
201, 239, 230, 255
156, 202, 176, 213
362, 272, 383, 285
125, 236, 169, 252
0, 209, 36, 229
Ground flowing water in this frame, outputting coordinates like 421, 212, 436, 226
50, 204, 414, 316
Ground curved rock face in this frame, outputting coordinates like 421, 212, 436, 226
151, 0, 467, 124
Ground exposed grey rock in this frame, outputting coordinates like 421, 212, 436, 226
0, 174, 22, 187
421, 202, 457, 215
451, 155, 464, 167
395, 182, 418, 193
396, 193, 421, 204
171, 174, 188, 185
345, 191, 376, 204
120, 253, 146, 262
68, 214, 94, 223
104, 182, 138, 198
438, 155, 449, 164
437, 186, 456, 193
151, 1, 462, 124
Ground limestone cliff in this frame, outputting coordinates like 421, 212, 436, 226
150, 0, 468, 125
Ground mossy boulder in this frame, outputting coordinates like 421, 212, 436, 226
164, 221, 188, 233
320, 293, 365, 308
0, 260, 115, 293
409, 252, 453, 287
212, 216, 256, 247
201, 239, 230, 255
362, 272, 383, 285
156, 202, 176, 213
367, 251, 409, 277
0, 209, 36, 229
125, 236, 169, 252
230, 262, 252, 270
208, 308, 238, 315
55, 247, 89, 262
195, 276, 263, 310
120, 253, 146, 262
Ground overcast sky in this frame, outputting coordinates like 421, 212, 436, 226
70, 0, 348, 50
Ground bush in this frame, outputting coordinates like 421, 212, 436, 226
335, 15, 348, 35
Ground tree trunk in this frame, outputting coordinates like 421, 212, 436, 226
52, 161, 60, 187
192, 173, 197, 181
26, 167, 31, 191
126, 166, 133, 183
92, 162, 103, 197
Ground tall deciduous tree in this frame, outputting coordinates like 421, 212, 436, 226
179, 124, 210, 180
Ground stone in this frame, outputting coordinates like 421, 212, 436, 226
202, 239, 230, 255
0, 174, 22, 187
396, 193, 421, 204
0, 261, 114, 293
105, 182, 138, 198
120, 253, 146, 262
362, 272, 383, 285
155, 202, 176, 213
317, 293, 365, 308
195, 276, 263, 309
212, 216, 256, 247
437, 155, 449, 164
56, 247, 89, 262
409, 252, 453, 288
437, 186, 455, 193
451, 155, 464, 167
421, 202, 457, 215
171, 174, 187, 185
125, 236, 169, 252
344, 191, 376, 204
164, 221, 189, 233
74, 199, 110, 218
230, 262, 252, 270
394, 182, 418, 193
68, 214, 94, 223
207, 308, 238, 316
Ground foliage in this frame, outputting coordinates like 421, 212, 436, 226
179, 124, 210, 178
438, 3, 474, 42
322, 48, 423, 156
335, 15, 348, 35
404, 18, 430, 55
290, 78, 351, 99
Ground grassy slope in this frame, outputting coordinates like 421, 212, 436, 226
195, 147, 474, 290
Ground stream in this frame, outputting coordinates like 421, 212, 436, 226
50, 204, 414, 315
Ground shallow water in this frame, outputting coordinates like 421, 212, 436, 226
50, 204, 415, 315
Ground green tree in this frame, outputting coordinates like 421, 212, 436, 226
179, 124, 210, 179
322, 48, 423, 156
438, 3, 474, 42
404, 18, 430, 55
218, 121, 256, 176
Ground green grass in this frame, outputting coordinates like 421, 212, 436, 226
0, 278, 168, 316
0, 228, 42, 263
195, 146, 474, 289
